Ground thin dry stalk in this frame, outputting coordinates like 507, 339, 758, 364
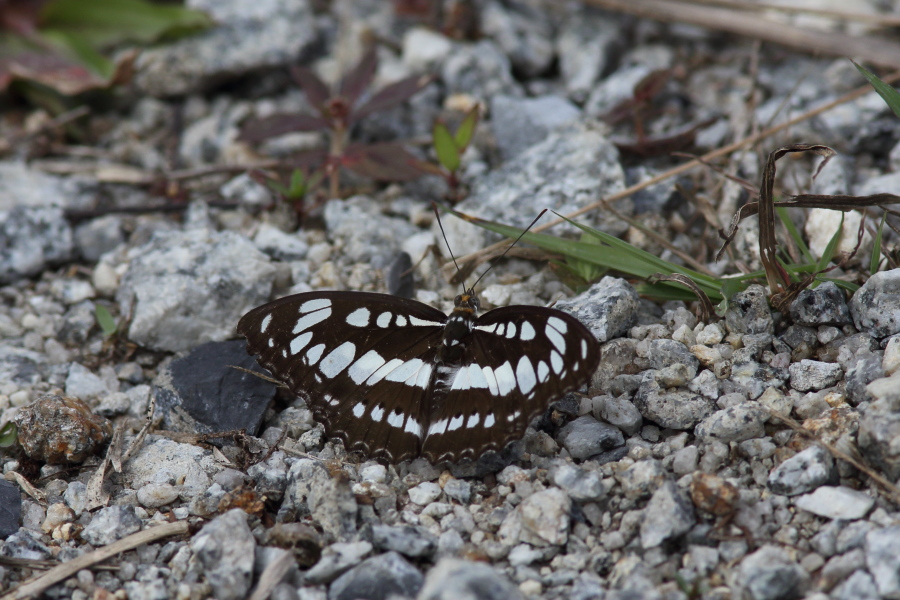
583, 0, 900, 68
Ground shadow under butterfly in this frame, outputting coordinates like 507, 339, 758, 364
237, 210, 601, 464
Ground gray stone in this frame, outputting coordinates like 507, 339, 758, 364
408, 482, 442, 506
0, 160, 94, 212
125, 437, 222, 499
134, 0, 318, 97
82, 505, 142, 546
279, 459, 357, 543
0, 530, 52, 560
820, 549, 866, 591
597, 395, 642, 435
640, 480, 695, 548
866, 525, 900, 598
554, 277, 639, 343
858, 399, 900, 480
694, 402, 768, 443
557, 10, 623, 101
634, 375, 715, 430
767, 445, 835, 496
324, 196, 420, 269
191, 509, 255, 600
725, 285, 774, 335
116, 229, 278, 352
74, 216, 124, 262
0, 206, 74, 284
737, 544, 808, 600
617, 459, 666, 501
557, 415, 625, 460
790, 281, 851, 325
442, 478, 471, 504
371, 524, 437, 558
0, 479, 21, 538
832, 570, 879, 600
490, 95, 581, 160
328, 551, 423, 600
480, 0, 553, 77
441, 40, 519, 100
647, 338, 699, 374
418, 558, 524, 600
498, 488, 570, 547
845, 353, 886, 405
850, 268, 900, 338
304, 541, 373, 585
550, 463, 607, 502
788, 359, 843, 392
794, 486, 874, 520
441, 123, 627, 256
252, 224, 309, 261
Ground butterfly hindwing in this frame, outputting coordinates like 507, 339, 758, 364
420, 306, 601, 463
238, 291, 448, 462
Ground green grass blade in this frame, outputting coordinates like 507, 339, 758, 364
815, 213, 844, 273
854, 61, 900, 119
433, 121, 460, 172
775, 206, 814, 264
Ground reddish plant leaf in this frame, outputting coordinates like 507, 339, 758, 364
339, 47, 377, 107
353, 74, 434, 123
0, 0, 47, 35
290, 65, 330, 109
342, 142, 424, 181
286, 147, 329, 170
0, 47, 135, 94
238, 113, 328, 143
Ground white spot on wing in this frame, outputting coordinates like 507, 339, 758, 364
550, 350, 563, 374
319, 341, 356, 378
482, 366, 499, 396
371, 405, 385, 422
367, 358, 405, 384
395, 314, 407, 327
448, 414, 464, 431
427, 418, 448, 436
293, 307, 331, 334
545, 324, 566, 354
494, 361, 516, 396
466, 413, 480, 428
516, 355, 537, 394
484, 413, 496, 428
404, 416, 422, 438
260, 314, 272, 333
352, 403, 365, 418
548, 316, 568, 334
519, 321, 535, 341
476, 323, 498, 334
466, 364, 489, 389
387, 410, 404, 428
581, 338, 588, 359
305, 343, 326, 366
410, 316, 443, 327
384, 358, 431, 388
346, 307, 370, 327
377, 312, 392, 328
496, 323, 506, 336
300, 298, 331, 313
537, 360, 550, 383
505, 323, 517, 339
290, 332, 313, 355
348, 350, 386, 384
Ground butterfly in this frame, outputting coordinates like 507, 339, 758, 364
238, 287, 600, 464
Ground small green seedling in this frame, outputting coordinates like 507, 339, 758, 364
417, 105, 480, 202
94, 304, 118, 337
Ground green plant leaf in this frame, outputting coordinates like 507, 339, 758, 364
775, 206, 814, 264
454, 106, 479, 151
870, 211, 887, 274
0, 422, 18, 448
95, 304, 118, 337
40, 0, 213, 49
433, 121, 460, 172
40, 30, 114, 77
816, 213, 844, 273
854, 61, 900, 120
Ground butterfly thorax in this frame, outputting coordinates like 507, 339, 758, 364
438, 291, 480, 363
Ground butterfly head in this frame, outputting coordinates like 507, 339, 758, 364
453, 289, 481, 316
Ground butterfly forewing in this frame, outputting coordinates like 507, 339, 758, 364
238, 291, 448, 462
420, 307, 601, 463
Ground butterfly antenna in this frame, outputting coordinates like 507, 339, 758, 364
470, 208, 548, 291
432, 203, 467, 293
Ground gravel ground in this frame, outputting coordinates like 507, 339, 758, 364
2, 1, 900, 599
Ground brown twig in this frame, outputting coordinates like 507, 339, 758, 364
1, 521, 189, 600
